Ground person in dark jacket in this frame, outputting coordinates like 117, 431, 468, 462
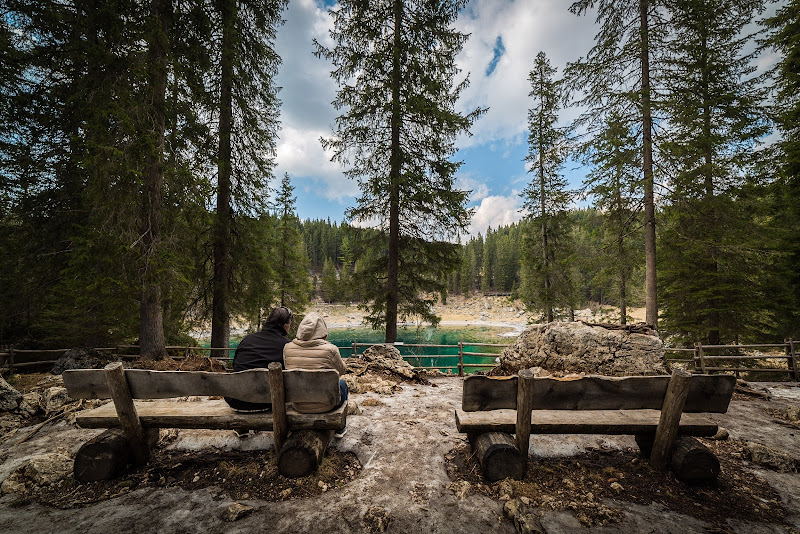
224, 306, 293, 412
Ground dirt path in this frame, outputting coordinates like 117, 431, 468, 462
1, 379, 799, 533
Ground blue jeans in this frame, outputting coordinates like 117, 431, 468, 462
336, 379, 349, 408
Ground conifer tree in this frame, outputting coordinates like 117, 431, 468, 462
582, 112, 641, 324
520, 51, 574, 322
315, 0, 484, 342
273, 173, 312, 312
659, 0, 769, 344
567, 0, 669, 327
762, 0, 800, 337
210, 0, 287, 351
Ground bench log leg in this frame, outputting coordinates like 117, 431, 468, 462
105, 362, 151, 464
650, 369, 691, 470
670, 437, 720, 484
277, 429, 334, 478
74, 428, 159, 482
515, 369, 534, 473
470, 432, 524, 482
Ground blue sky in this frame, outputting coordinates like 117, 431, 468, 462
271, 0, 778, 238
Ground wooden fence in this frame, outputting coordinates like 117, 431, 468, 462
2, 339, 798, 381
665, 339, 799, 381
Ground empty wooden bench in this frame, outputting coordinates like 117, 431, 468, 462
454, 369, 735, 482
63, 362, 346, 481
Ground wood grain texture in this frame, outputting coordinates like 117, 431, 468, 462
74, 400, 347, 431
670, 436, 720, 483
454, 408, 719, 436
461, 374, 735, 413
104, 363, 150, 464
63, 368, 340, 405
650, 369, 692, 469
515, 369, 534, 469
472, 432, 524, 482
269, 362, 288, 451
73, 428, 159, 482
277, 429, 334, 478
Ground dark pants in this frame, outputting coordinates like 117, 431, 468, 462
224, 397, 271, 412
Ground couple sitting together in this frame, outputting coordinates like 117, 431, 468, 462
224, 306, 348, 438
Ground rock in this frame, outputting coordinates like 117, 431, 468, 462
359, 345, 416, 379
0, 475, 26, 494
785, 405, 799, 424
503, 498, 545, 534
346, 400, 361, 415
17, 392, 42, 417
447, 480, 471, 500
610, 482, 624, 494
222, 502, 254, 522
0, 375, 22, 412
51, 347, 106, 375
42, 387, 71, 414
360, 398, 385, 407
362, 505, 392, 533
497, 479, 514, 499
709, 427, 729, 440
22, 450, 73, 486
494, 321, 666, 376
746, 442, 800, 472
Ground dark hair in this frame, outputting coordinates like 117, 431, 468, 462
265, 306, 292, 327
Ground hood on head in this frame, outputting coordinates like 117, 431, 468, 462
295, 312, 329, 342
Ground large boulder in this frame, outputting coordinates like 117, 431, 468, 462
51, 347, 106, 375
494, 321, 666, 376
0, 375, 22, 412
351, 344, 416, 379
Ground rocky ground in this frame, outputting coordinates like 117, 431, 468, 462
1, 365, 799, 533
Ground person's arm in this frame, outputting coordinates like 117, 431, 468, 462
330, 345, 347, 375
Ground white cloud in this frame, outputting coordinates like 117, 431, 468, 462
467, 194, 524, 238
456, 175, 491, 202
454, 0, 596, 148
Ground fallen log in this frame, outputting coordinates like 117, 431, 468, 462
470, 432, 524, 481
670, 436, 720, 483
277, 429, 334, 478
74, 428, 159, 482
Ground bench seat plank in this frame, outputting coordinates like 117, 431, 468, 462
76, 399, 346, 432
454, 408, 719, 436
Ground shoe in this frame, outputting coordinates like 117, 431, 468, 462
334, 427, 347, 439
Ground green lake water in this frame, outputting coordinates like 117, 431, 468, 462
214, 325, 519, 374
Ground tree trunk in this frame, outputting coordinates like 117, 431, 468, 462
670, 436, 720, 483
470, 432, 524, 482
640, 0, 658, 330
139, 0, 170, 360
74, 428, 159, 482
211, 0, 234, 354
385, 0, 403, 343
277, 429, 334, 478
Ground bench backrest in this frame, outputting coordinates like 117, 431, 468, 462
462, 374, 735, 413
63, 368, 340, 407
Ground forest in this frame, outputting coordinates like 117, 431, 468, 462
1, 0, 798, 352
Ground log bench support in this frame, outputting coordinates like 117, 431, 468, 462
64, 365, 346, 481
456, 370, 735, 483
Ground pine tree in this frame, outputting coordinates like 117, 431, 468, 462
520, 51, 574, 322
320, 258, 339, 304
659, 0, 769, 344
583, 112, 641, 324
567, 0, 669, 327
210, 0, 287, 351
315, 0, 484, 342
762, 0, 800, 338
273, 174, 312, 312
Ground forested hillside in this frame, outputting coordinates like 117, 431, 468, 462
1, 0, 798, 350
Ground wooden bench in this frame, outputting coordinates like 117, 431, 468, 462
63, 362, 346, 481
454, 369, 736, 482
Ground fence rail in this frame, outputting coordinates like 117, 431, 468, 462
2, 338, 798, 381
665, 339, 798, 381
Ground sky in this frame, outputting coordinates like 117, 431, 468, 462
270, 0, 776, 239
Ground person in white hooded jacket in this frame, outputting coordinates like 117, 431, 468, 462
283, 312, 348, 435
